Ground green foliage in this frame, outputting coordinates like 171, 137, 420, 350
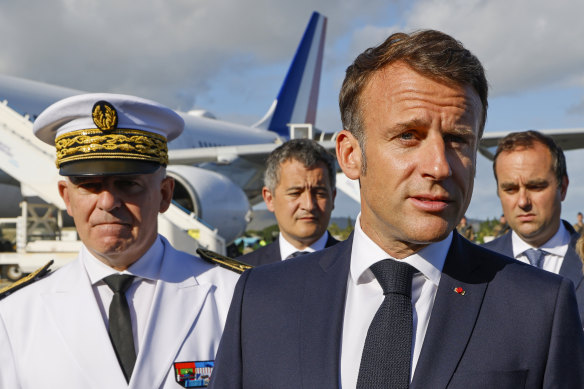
475, 218, 501, 244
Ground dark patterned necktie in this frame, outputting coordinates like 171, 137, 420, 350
103, 274, 136, 383
357, 260, 416, 389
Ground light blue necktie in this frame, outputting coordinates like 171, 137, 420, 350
524, 248, 545, 268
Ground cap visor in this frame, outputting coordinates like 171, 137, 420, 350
59, 160, 161, 176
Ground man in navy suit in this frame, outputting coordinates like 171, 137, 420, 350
210, 30, 584, 388
483, 130, 584, 322
240, 139, 338, 266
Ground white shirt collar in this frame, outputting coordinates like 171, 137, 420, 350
279, 230, 329, 260
511, 221, 570, 258
350, 213, 448, 287
83, 235, 165, 285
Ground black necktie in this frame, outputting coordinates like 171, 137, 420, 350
357, 260, 416, 389
103, 274, 136, 383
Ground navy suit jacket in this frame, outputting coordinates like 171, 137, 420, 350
483, 220, 584, 322
239, 233, 340, 267
210, 232, 584, 388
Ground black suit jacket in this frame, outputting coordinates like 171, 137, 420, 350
483, 220, 584, 322
210, 232, 584, 388
239, 233, 340, 267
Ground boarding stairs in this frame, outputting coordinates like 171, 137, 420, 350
0, 100, 225, 279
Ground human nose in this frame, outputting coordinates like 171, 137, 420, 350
96, 188, 121, 211
517, 188, 531, 211
300, 191, 316, 211
420, 135, 452, 180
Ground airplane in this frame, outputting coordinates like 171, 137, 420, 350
0, 11, 330, 244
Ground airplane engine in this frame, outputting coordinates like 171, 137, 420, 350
166, 165, 251, 243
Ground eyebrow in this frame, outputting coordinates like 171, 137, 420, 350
499, 178, 549, 189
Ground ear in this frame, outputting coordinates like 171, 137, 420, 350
262, 186, 276, 213
331, 188, 337, 210
336, 129, 362, 180
58, 180, 74, 217
560, 175, 569, 201
159, 177, 175, 213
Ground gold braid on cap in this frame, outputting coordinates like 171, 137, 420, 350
55, 129, 168, 168
54, 100, 168, 168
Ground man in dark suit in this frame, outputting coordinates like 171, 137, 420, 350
483, 130, 584, 322
241, 139, 338, 266
210, 30, 584, 388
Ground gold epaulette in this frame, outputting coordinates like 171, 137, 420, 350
196, 248, 252, 274
0, 260, 54, 300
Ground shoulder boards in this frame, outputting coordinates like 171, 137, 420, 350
0, 260, 54, 300
196, 248, 252, 274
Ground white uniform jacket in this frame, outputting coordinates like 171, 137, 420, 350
0, 236, 239, 389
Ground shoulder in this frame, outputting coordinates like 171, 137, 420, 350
0, 260, 55, 301
463, 237, 567, 293
238, 241, 280, 266
0, 259, 77, 313
244, 237, 352, 285
481, 233, 511, 254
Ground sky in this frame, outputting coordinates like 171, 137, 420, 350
1, 0, 584, 223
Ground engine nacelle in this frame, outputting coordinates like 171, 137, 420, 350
166, 165, 251, 243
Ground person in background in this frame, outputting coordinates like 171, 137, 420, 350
575, 212, 584, 235
483, 130, 584, 323
492, 213, 510, 237
456, 215, 475, 242
0, 94, 239, 388
240, 139, 338, 266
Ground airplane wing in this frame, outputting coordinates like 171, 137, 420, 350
479, 128, 584, 160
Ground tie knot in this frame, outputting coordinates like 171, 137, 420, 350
286, 251, 309, 259
524, 248, 545, 268
370, 260, 415, 297
103, 274, 135, 294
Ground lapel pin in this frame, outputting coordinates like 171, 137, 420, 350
454, 287, 466, 296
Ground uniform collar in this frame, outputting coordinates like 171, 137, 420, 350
83, 235, 164, 285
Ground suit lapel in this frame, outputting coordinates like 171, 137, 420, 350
42, 259, 126, 388
299, 237, 352, 388
411, 234, 489, 389
130, 245, 211, 389
560, 238, 584, 290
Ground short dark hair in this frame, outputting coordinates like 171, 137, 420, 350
492, 130, 568, 186
264, 139, 336, 193
339, 29, 488, 171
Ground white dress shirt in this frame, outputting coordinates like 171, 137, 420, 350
82, 236, 164, 355
511, 222, 570, 274
340, 214, 450, 388
278, 230, 330, 261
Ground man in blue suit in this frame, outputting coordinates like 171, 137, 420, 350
483, 130, 584, 322
240, 139, 338, 266
210, 30, 584, 388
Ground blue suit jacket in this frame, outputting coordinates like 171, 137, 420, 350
210, 232, 584, 388
483, 220, 584, 322
239, 233, 340, 267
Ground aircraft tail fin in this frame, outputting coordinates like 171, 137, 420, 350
253, 12, 327, 137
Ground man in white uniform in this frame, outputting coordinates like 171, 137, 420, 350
0, 93, 239, 388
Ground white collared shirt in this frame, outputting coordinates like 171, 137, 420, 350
82, 236, 164, 354
340, 214, 449, 388
278, 230, 330, 261
511, 222, 570, 274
